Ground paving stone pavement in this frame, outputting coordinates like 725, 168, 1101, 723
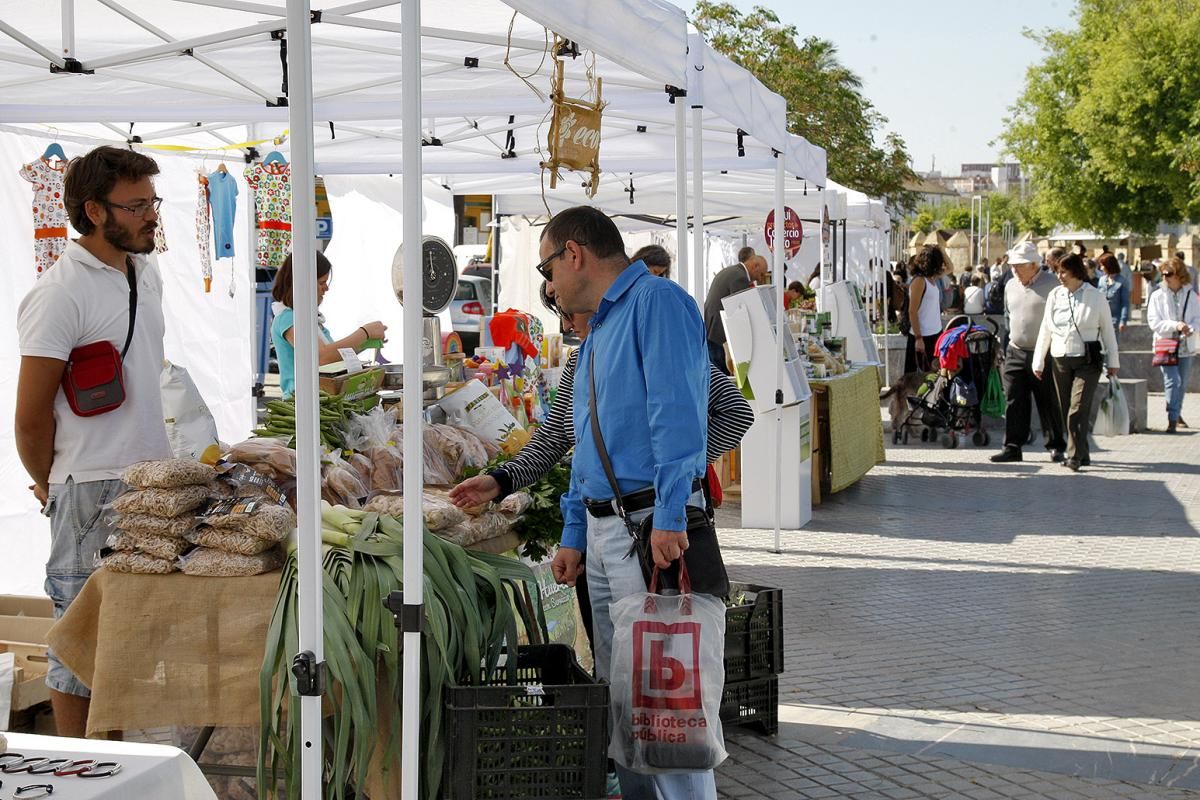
712, 392, 1200, 799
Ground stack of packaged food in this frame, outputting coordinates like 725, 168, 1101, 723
101, 458, 218, 574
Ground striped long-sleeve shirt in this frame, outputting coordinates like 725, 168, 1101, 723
489, 348, 755, 498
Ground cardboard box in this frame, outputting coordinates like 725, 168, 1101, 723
1, 640, 50, 711
0, 595, 53, 618
318, 366, 384, 402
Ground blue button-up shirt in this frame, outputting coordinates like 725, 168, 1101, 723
1099, 274, 1130, 326
560, 260, 708, 552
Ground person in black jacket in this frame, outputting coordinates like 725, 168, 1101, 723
702, 247, 769, 374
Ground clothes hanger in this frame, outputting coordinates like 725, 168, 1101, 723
262, 150, 288, 166
41, 142, 66, 163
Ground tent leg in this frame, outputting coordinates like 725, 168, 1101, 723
284, 2, 324, 799
773, 154, 785, 555
674, 97, 689, 293
400, 2, 426, 799
691, 106, 705, 305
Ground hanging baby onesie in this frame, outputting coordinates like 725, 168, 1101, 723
196, 173, 213, 292
208, 168, 238, 262
243, 161, 291, 269
18, 157, 69, 276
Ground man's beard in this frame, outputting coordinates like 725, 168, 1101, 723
103, 216, 156, 254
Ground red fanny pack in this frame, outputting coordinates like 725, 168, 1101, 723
62, 260, 138, 417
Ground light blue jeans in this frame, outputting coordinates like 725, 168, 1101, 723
43, 477, 124, 696
585, 490, 717, 800
1162, 356, 1194, 423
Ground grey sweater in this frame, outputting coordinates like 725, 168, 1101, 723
1005, 269, 1057, 350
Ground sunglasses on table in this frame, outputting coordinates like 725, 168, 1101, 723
535, 240, 587, 282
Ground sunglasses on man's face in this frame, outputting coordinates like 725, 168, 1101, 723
534, 241, 588, 282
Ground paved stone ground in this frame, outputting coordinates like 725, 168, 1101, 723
713, 392, 1200, 799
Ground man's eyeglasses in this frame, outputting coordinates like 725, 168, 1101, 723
535, 240, 587, 282
104, 197, 163, 218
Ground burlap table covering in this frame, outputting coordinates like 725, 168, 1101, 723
48, 569, 280, 738
810, 364, 886, 493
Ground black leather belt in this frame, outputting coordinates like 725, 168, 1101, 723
584, 478, 703, 518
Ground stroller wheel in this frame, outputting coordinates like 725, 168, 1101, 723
903, 430, 910, 444
941, 433, 958, 449
921, 428, 931, 442
982, 430, 990, 446
893, 430, 901, 445
972, 431, 987, 447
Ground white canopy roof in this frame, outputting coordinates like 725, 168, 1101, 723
0, 1, 824, 192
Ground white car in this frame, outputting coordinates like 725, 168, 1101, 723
449, 274, 493, 345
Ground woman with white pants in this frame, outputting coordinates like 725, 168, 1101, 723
1147, 257, 1200, 433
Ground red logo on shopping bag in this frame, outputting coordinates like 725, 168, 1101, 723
632, 621, 702, 710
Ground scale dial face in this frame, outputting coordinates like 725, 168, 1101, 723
391, 236, 459, 314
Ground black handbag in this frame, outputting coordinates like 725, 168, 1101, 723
588, 350, 730, 596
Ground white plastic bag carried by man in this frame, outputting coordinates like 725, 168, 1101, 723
608, 563, 728, 773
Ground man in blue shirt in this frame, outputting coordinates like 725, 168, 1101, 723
544, 207, 714, 800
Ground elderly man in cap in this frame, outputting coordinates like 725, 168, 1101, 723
992, 242, 1068, 463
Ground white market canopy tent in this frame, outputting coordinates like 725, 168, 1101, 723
0, 1, 836, 796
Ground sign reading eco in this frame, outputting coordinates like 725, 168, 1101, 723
764, 206, 803, 258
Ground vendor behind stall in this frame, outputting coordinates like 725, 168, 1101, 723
270, 251, 387, 398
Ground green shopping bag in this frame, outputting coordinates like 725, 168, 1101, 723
982, 366, 1005, 418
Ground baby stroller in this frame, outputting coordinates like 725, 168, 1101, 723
897, 315, 1000, 448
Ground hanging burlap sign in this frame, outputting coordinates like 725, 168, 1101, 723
542, 52, 605, 197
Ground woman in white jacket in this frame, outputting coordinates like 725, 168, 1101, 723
1147, 257, 1200, 433
1033, 254, 1120, 471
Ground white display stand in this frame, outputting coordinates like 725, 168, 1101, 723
720, 286, 811, 412
720, 285, 813, 530
822, 280, 880, 365
741, 400, 813, 529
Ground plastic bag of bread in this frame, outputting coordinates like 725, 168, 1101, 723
199, 498, 296, 541
217, 463, 290, 505
181, 546, 284, 577
111, 485, 210, 518
116, 512, 195, 539
108, 531, 191, 561
363, 493, 404, 517
422, 493, 468, 531
321, 453, 368, 509
438, 512, 510, 546
100, 550, 178, 574
226, 439, 297, 478
187, 526, 277, 556
422, 431, 457, 485
497, 491, 532, 517
123, 459, 216, 489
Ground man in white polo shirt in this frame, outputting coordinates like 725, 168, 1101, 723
15, 145, 171, 737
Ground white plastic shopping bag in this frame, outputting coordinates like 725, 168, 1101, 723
608, 560, 727, 773
160, 361, 221, 459
1095, 378, 1130, 437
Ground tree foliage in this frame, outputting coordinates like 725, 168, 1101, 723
905, 193, 1050, 237
941, 207, 972, 230
693, 2, 919, 210
1004, 0, 1200, 234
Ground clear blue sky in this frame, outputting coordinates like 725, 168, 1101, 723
724, 0, 1077, 175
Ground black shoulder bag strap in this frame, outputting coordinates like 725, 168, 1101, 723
121, 258, 138, 359
587, 347, 635, 535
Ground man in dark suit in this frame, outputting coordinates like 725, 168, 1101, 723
703, 247, 768, 374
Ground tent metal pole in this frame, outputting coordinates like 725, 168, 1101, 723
173, 0, 285, 15
245, 122, 260, 421
96, 0, 277, 102
400, 1, 425, 799
674, 97, 688, 294
284, 1, 324, 797
61, 0, 75, 59
772, 153, 784, 555
0, 20, 67, 68
325, 0, 399, 14
691, 106, 705, 304
320, 14, 547, 51
83, 19, 281, 71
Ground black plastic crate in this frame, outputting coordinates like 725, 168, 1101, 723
443, 644, 609, 800
724, 583, 783, 682
719, 675, 779, 736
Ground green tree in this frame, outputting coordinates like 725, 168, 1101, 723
693, 2, 919, 210
942, 206, 971, 230
1004, 0, 1200, 234
912, 210, 935, 234
986, 192, 1051, 237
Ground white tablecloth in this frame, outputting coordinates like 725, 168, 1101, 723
2, 733, 216, 799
